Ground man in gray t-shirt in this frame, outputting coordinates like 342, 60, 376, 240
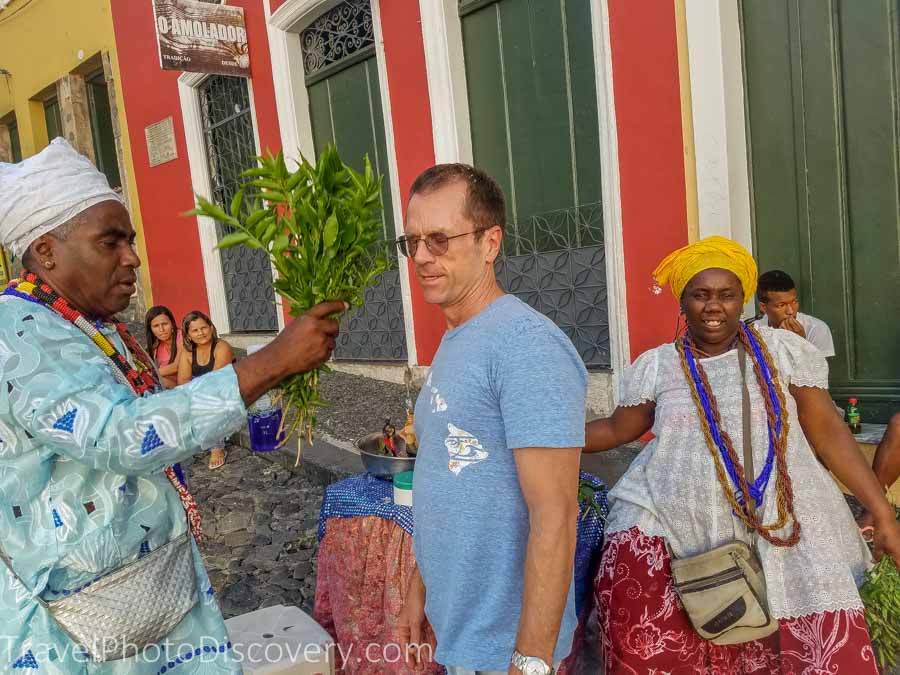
396, 165, 586, 675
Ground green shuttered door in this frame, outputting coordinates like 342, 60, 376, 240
44, 98, 62, 143
742, 0, 900, 420
87, 74, 122, 189
460, 0, 609, 367
302, 0, 406, 361
9, 121, 21, 163
461, 0, 602, 219
307, 59, 394, 241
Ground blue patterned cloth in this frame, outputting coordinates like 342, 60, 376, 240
318, 474, 415, 541
0, 295, 248, 673
318, 471, 608, 617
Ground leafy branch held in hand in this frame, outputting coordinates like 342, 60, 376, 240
189, 145, 389, 463
861, 504, 900, 672
861, 555, 900, 671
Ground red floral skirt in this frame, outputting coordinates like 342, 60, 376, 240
594, 527, 878, 674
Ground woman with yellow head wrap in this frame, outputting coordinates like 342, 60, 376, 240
652, 235, 758, 305
582, 237, 899, 673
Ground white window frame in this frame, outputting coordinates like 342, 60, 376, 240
178, 71, 286, 335
684, 0, 753, 252
418, 0, 473, 165
266, 0, 417, 364
590, 0, 631, 372
419, 0, 631, 372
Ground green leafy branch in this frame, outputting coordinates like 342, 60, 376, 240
189, 146, 390, 462
578, 478, 608, 523
861, 503, 900, 672
862, 556, 900, 671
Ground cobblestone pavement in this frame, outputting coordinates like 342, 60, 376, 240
189, 444, 324, 619
189, 370, 416, 619
317, 368, 420, 444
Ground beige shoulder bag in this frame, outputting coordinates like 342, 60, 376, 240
669, 343, 779, 645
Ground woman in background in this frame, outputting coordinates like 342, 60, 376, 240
145, 305, 182, 389
584, 237, 900, 674
178, 310, 235, 470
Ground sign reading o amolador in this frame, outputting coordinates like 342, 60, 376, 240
153, 0, 250, 77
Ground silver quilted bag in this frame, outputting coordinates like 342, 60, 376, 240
2, 532, 198, 662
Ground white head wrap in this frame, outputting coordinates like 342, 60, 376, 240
0, 138, 124, 257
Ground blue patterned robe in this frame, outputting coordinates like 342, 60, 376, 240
0, 295, 248, 673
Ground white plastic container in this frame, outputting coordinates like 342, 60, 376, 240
393, 471, 413, 507
225, 604, 335, 674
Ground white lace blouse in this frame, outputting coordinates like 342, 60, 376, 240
606, 326, 871, 619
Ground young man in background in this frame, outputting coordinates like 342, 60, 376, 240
756, 269, 836, 357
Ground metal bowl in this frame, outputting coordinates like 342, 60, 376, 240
357, 433, 416, 478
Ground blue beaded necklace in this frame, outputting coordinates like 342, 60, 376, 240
680, 323, 783, 509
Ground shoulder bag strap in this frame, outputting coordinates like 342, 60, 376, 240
737, 341, 758, 546
738, 342, 755, 482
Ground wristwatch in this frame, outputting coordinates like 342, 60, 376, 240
510, 650, 554, 675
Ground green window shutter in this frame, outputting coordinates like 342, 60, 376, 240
307, 58, 394, 240
87, 74, 122, 189
44, 98, 62, 143
301, 0, 406, 361
462, 0, 602, 225
461, 0, 609, 367
742, 0, 900, 421
9, 120, 21, 162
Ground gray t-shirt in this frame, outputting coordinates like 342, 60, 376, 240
758, 311, 836, 357
412, 294, 587, 670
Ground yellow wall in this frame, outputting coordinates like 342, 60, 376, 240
0, 0, 153, 307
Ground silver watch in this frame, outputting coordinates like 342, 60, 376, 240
510, 650, 554, 675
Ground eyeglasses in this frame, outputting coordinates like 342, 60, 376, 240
395, 228, 489, 258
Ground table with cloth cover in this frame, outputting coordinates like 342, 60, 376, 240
314, 472, 608, 674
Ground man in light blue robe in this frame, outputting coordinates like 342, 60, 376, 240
0, 139, 344, 673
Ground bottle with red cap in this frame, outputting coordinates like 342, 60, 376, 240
846, 398, 862, 434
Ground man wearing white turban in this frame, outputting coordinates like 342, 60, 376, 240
0, 139, 346, 673
0, 138, 125, 259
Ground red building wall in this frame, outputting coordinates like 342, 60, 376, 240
237, 0, 282, 160
109, 0, 283, 328
112, 0, 443, 347
378, 0, 447, 364
111, 0, 205, 322
607, 0, 689, 359
112, 0, 690, 369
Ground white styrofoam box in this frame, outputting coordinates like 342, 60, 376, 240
225, 605, 335, 675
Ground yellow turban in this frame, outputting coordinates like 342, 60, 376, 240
652, 236, 758, 304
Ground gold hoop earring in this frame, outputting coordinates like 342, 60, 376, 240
43, 261, 54, 269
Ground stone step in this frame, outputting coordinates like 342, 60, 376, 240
237, 427, 360, 488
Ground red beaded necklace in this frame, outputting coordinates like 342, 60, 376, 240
4, 273, 203, 540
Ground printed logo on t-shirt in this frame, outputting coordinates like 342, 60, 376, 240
445, 422, 488, 475
426, 372, 448, 413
